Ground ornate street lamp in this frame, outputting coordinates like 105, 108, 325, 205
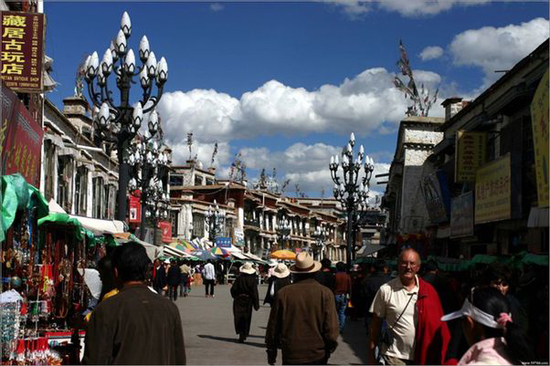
276, 217, 292, 250
84, 11, 168, 222
329, 132, 375, 266
312, 226, 329, 261
127, 134, 170, 243
205, 200, 225, 243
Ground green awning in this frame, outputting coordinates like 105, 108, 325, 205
1, 173, 49, 242
38, 212, 86, 242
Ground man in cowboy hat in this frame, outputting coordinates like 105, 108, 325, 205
263, 263, 291, 307
230, 262, 260, 343
265, 252, 339, 365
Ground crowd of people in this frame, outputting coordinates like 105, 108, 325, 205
79, 241, 547, 365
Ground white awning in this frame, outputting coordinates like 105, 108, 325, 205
48, 199, 66, 214
69, 215, 126, 235
231, 251, 248, 260
528, 206, 549, 228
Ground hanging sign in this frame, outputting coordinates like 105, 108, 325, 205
451, 192, 474, 238
1, 11, 45, 92
455, 130, 487, 183
530, 69, 549, 207
475, 154, 511, 224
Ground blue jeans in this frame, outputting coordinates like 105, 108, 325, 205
335, 294, 347, 332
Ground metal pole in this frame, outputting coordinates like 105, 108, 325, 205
115, 78, 131, 222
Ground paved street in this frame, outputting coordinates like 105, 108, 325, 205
174, 283, 369, 365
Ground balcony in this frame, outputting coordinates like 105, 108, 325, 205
244, 218, 260, 227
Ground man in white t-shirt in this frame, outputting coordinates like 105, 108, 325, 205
202, 260, 216, 297
367, 248, 450, 365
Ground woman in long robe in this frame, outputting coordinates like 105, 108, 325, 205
230, 262, 260, 343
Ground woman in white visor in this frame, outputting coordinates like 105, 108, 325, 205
441, 286, 534, 365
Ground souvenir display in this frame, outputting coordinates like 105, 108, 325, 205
2, 205, 101, 365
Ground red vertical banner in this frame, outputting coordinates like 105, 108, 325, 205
1, 82, 43, 186
129, 191, 141, 224
158, 221, 172, 243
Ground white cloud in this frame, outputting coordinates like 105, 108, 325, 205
210, 3, 224, 11
322, 0, 490, 18
234, 142, 389, 196
157, 67, 433, 146
450, 17, 549, 90
419, 46, 444, 61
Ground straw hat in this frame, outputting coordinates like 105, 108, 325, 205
239, 262, 256, 274
272, 263, 290, 278
290, 252, 322, 274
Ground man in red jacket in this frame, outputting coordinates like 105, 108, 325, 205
367, 248, 450, 365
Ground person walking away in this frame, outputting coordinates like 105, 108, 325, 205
364, 260, 390, 333
167, 260, 181, 301
316, 258, 336, 293
179, 261, 191, 297
441, 286, 535, 365
83, 242, 186, 365
230, 262, 260, 343
263, 263, 291, 307
152, 258, 167, 295
265, 252, 339, 365
334, 261, 352, 334
368, 248, 450, 365
202, 260, 216, 297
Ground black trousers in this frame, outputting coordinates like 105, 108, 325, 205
168, 285, 178, 301
204, 279, 215, 295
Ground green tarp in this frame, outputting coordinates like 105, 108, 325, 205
37, 212, 86, 242
1, 173, 49, 242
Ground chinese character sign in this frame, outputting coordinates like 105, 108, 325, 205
455, 130, 487, 182
216, 237, 231, 248
1, 82, 43, 186
474, 154, 512, 224
530, 69, 549, 208
1, 11, 44, 92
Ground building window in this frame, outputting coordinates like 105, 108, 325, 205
194, 175, 203, 186
170, 210, 179, 236
57, 155, 73, 212
75, 166, 88, 215
192, 213, 204, 239
92, 177, 104, 219
44, 140, 55, 201
169, 174, 183, 186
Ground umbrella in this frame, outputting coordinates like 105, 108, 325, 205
270, 250, 296, 260
210, 247, 230, 257
169, 241, 191, 253
192, 250, 218, 261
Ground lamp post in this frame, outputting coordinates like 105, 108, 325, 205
312, 226, 329, 261
128, 134, 170, 244
276, 217, 292, 250
329, 132, 375, 267
205, 200, 225, 244
84, 11, 168, 222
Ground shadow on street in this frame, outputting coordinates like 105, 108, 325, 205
197, 334, 266, 348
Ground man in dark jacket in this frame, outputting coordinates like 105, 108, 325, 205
152, 258, 167, 295
167, 260, 181, 301
266, 252, 339, 365
316, 258, 336, 293
364, 260, 390, 332
263, 263, 291, 307
83, 242, 186, 365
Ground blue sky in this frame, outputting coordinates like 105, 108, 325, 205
44, 1, 549, 197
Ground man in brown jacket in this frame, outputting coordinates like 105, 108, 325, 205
83, 242, 186, 365
265, 252, 339, 365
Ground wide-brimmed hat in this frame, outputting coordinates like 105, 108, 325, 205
290, 252, 322, 274
272, 263, 290, 278
239, 262, 256, 274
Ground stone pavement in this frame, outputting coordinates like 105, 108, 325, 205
174, 283, 369, 365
